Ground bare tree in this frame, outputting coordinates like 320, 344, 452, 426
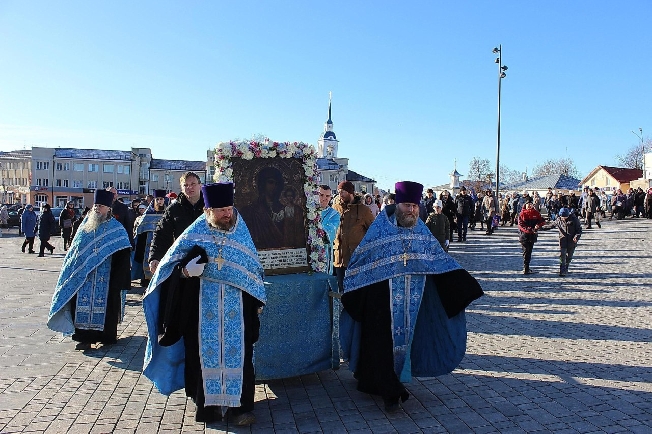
532, 158, 580, 178
467, 157, 494, 182
465, 157, 495, 193
500, 164, 523, 185
616, 139, 652, 170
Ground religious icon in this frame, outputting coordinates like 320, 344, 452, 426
233, 157, 310, 274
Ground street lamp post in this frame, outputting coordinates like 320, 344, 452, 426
632, 127, 644, 173
492, 45, 508, 200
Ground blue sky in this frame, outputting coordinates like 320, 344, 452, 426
1, 1, 650, 190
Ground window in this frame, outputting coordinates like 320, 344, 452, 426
56, 179, 62, 187
36, 178, 49, 187
62, 179, 69, 187
36, 161, 50, 170
152, 174, 159, 182
103, 181, 113, 188
74, 163, 84, 171
35, 194, 48, 205
88, 164, 99, 172
73, 180, 82, 188
117, 165, 123, 174
103, 164, 114, 173
56, 163, 63, 171
87, 180, 97, 189
123, 165, 130, 174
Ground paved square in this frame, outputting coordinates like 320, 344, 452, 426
1, 218, 651, 433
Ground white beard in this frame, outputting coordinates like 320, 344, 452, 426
83, 212, 108, 233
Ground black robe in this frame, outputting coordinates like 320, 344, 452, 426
158, 248, 263, 416
342, 270, 482, 404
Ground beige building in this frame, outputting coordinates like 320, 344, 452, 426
580, 165, 643, 193
30, 147, 142, 208
0, 150, 31, 205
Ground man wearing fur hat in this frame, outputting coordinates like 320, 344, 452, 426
47, 189, 132, 350
143, 182, 265, 426
340, 181, 483, 414
332, 180, 374, 293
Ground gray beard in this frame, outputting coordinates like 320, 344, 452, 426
396, 208, 418, 228
83, 212, 109, 233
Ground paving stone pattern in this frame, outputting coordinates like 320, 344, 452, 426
0, 218, 651, 433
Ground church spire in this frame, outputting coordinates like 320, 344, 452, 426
327, 91, 332, 124
318, 92, 338, 158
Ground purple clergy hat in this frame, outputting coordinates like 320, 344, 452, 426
94, 189, 114, 207
154, 189, 167, 198
201, 183, 234, 208
395, 181, 423, 204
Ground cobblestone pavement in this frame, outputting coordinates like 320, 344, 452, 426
1, 217, 651, 433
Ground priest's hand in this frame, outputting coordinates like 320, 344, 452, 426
444, 239, 450, 248
149, 260, 160, 274
184, 256, 206, 277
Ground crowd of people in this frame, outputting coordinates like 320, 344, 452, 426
6, 172, 649, 425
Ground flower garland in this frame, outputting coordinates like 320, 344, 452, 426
213, 140, 327, 273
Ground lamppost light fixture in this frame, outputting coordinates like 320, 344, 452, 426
495, 57, 500, 64
501, 65, 508, 71
500, 72, 507, 78
492, 47, 500, 53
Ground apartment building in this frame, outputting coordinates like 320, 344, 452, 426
148, 158, 207, 193
31, 147, 142, 208
0, 150, 31, 205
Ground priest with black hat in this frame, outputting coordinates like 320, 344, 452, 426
47, 188, 132, 350
132, 189, 168, 286
340, 180, 484, 413
142, 182, 266, 426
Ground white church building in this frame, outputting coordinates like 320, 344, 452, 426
315, 95, 375, 194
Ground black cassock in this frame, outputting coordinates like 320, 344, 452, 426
157, 247, 263, 418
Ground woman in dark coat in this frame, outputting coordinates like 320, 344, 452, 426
20, 204, 38, 253
37, 203, 56, 257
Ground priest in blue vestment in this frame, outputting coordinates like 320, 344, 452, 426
132, 189, 166, 286
47, 189, 132, 350
340, 181, 484, 413
142, 182, 266, 426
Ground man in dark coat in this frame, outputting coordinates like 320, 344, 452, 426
585, 188, 601, 229
148, 172, 205, 275
340, 181, 483, 414
37, 203, 56, 257
547, 207, 582, 276
107, 187, 133, 248
439, 190, 457, 241
454, 186, 473, 242
59, 201, 77, 251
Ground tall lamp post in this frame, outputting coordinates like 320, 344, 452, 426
632, 127, 644, 173
492, 45, 508, 200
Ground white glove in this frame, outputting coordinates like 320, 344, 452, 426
149, 260, 160, 274
444, 240, 450, 247
184, 256, 205, 277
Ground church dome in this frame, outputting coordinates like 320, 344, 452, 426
321, 131, 337, 140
